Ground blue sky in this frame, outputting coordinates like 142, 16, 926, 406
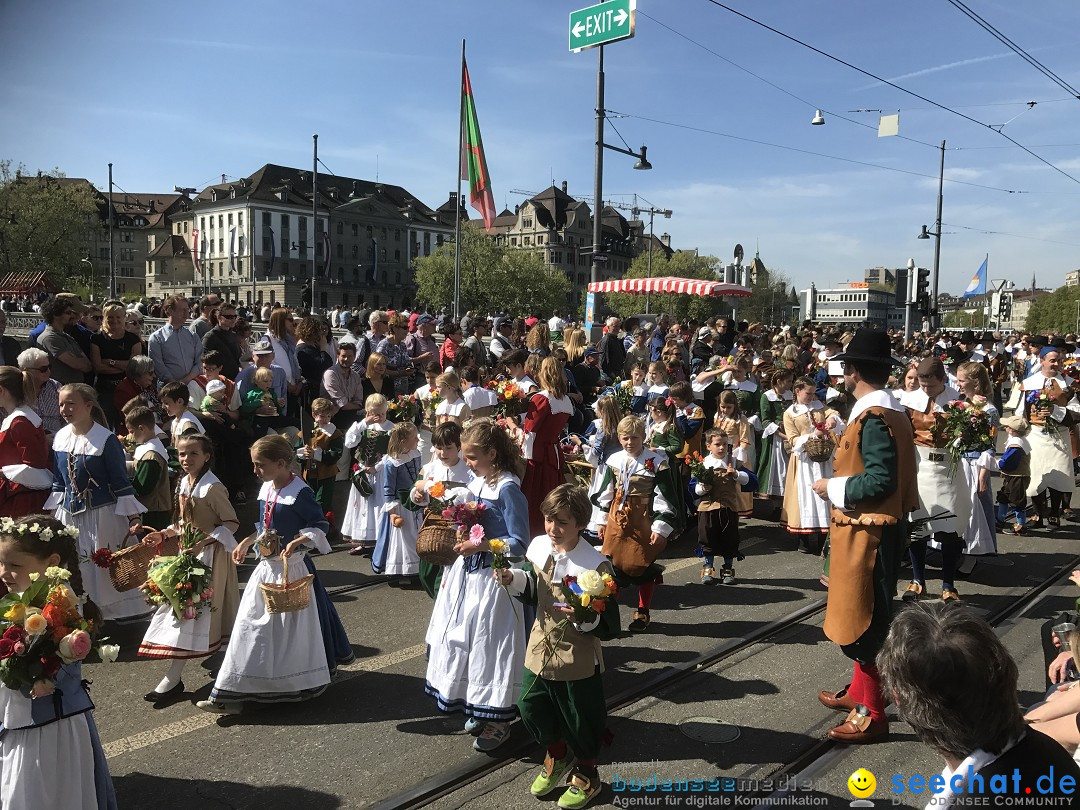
3, 0, 1079, 295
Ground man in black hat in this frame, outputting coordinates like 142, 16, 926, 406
811, 328, 918, 743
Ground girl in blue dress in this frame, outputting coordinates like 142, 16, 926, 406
421, 419, 530, 752
372, 422, 422, 577
197, 435, 352, 714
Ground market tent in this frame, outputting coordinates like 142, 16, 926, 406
0, 271, 61, 297
587, 276, 752, 297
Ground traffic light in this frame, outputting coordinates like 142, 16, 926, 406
895, 266, 909, 308
999, 292, 1012, 322
916, 267, 931, 316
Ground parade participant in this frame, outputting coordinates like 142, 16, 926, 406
18, 347, 65, 437
0, 515, 117, 809
501, 485, 617, 808
434, 371, 472, 427
341, 394, 393, 554
714, 390, 755, 518
900, 358, 968, 601
644, 394, 685, 532
424, 419, 530, 752
625, 361, 649, 415
995, 415, 1031, 535
812, 329, 917, 743
756, 368, 793, 519
297, 398, 344, 521
693, 428, 757, 585
414, 361, 442, 460
198, 435, 351, 714
594, 415, 678, 633
372, 422, 422, 578
645, 361, 669, 405
516, 357, 574, 536
123, 407, 171, 531
782, 376, 843, 555
410, 421, 472, 598
954, 361, 999, 560
572, 393, 623, 540
47, 383, 148, 621
0, 366, 51, 517
138, 434, 240, 705
160, 381, 205, 447
502, 349, 538, 395
721, 353, 761, 436
1023, 346, 1079, 528
670, 381, 705, 461
461, 366, 498, 418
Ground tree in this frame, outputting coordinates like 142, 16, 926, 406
413, 227, 571, 316
1021, 285, 1080, 334
0, 161, 102, 290
735, 265, 794, 327
602, 250, 726, 323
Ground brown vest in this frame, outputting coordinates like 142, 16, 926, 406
135, 451, 172, 516
304, 428, 340, 481
907, 400, 947, 448
1026, 378, 1068, 427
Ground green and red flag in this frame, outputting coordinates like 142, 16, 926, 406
460, 57, 495, 231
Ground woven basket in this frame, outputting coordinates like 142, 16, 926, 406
108, 533, 159, 592
259, 554, 314, 614
804, 433, 836, 463
416, 513, 459, 567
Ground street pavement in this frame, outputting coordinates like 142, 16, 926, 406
85, 479, 1080, 809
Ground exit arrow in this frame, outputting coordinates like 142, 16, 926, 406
572, 20, 586, 38
613, 8, 627, 26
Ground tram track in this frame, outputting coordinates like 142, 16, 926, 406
373, 551, 1080, 810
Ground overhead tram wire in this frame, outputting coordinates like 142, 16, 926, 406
639, 10, 940, 151
944, 0, 1080, 100
604, 109, 1031, 194
699, 0, 1080, 186
942, 222, 1080, 248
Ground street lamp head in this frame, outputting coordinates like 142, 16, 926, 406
633, 146, 652, 171
907, 258, 916, 271
917, 225, 931, 240
811, 110, 825, 126
662, 209, 672, 218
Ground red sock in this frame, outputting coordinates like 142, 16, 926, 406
846, 663, 866, 707
858, 662, 886, 722
547, 741, 567, 760
638, 583, 655, 611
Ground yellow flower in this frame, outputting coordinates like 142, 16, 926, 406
488, 539, 508, 554
4, 603, 26, 623
23, 612, 47, 636
580, 593, 592, 607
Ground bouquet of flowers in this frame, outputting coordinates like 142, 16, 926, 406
486, 538, 522, 570
1026, 386, 1059, 434
558, 570, 618, 623
140, 524, 214, 622
683, 451, 717, 486
388, 394, 418, 424
120, 433, 138, 457
421, 389, 443, 430
940, 397, 994, 466
442, 501, 487, 534
609, 380, 635, 415
423, 480, 457, 513
487, 377, 528, 418
0, 566, 118, 695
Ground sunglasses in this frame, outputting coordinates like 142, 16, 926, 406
34, 364, 50, 372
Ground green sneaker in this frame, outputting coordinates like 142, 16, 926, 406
530, 753, 574, 797
557, 769, 601, 808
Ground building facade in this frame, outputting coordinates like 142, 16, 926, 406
1065, 270, 1079, 288
146, 164, 454, 311
801, 282, 894, 329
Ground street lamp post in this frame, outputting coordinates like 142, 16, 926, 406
917, 140, 945, 330
107, 163, 115, 300
904, 258, 916, 341
80, 257, 94, 302
632, 204, 672, 315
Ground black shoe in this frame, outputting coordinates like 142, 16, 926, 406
143, 680, 184, 704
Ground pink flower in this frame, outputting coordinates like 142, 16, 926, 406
202, 588, 214, 601
183, 606, 197, 621
12, 642, 25, 655
469, 524, 485, 545
57, 629, 92, 663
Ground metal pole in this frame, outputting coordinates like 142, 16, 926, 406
250, 202, 256, 309
931, 140, 945, 329
903, 263, 914, 341
453, 40, 464, 321
107, 163, 115, 299
591, 44, 605, 293
645, 208, 654, 314
312, 133, 318, 314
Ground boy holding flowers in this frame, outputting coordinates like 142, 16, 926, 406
499, 484, 619, 809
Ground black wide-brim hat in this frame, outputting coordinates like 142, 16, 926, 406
832, 328, 903, 367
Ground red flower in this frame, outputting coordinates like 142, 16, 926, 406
0, 639, 14, 659
50, 625, 70, 643
3, 626, 23, 642
90, 548, 113, 568
591, 599, 607, 614
40, 655, 61, 678
644, 458, 656, 473
42, 603, 67, 627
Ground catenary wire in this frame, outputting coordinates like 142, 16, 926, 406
942, 221, 1080, 248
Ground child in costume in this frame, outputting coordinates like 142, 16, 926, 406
123, 406, 172, 532
48, 383, 148, 622
645, 395, 685, 533
714, 390, 755, 520
756, 367, 793, 518
372, 422, 422, 578
422, 419, 530, 752
410, 421, 473, 598
0, 515, 117, 809
197, 435, 352, 714
414, 361, 443, 461
160, 381, 206, 447
138, 433, 240, 705
995, 414, 1032, 535
434, 371, 472, 427
573, 393, 623, 540
501, 485, 619, 809
340, 394, 392, 554
692, 428, 758, 585
297, 397, 344, 522
593, 415, 678, 633
625, 362, 649, 415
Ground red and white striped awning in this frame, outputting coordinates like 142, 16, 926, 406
587, 276, 752, 298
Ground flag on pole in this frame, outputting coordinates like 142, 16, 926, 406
191, 228, 200, 274
460, 57, 495, 231
228, 226, 236, 275
963, 257, 987, 298
268, 227, 276, 277
322, 231, 331, 277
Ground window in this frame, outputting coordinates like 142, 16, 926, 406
336, 244, 343, 258
423, 233, 430, 253
381, 227, 387, 240
263, 236, 271, 252
537, 235, 544, 245
218, 238, 224, 254
227, 213, 233, 226
523, 218, 533, 228
262, 212, 271, 227
366, 225, 373, 238
394, 249, 401, 261
281, 237, 289, 256
352, 224, 358, 237
395, 228, 401, 241
264, 261, 271, 276
238, 258, 243, 274
511, 237, 517, 246
299, 240, 308, 256
217, 215, 223, 229
299, 217, 308, 234
184, 222, 189, 233
200, 217, 206, 232
352, 245, 359, 258
395, 271, 401, 285
380, 248, 387, 261
281, 214, 290, 231
524, 236, 532, 246
147, 236, 154, 251
238, 212, 243, 229
436, 234, 444, 247
337, 221, 343, 235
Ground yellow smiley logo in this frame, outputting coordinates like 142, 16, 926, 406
847, 768, 876, 799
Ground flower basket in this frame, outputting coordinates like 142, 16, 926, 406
259, 555, 314, 614
416, 513, 459, 567
804, 433, 836, 463
108, 533, 160, 593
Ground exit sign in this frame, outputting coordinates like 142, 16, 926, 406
569, 0, 636, 53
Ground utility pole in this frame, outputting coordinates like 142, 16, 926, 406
107, 163, 115, 299
311, 134, 318, 314
931, 140, 944, 329
591, 44, 605, 294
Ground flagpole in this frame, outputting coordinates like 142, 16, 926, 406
453, 39, 465, 322
311, 133, 319, 314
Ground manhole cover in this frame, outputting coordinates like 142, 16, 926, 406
678, 717, 740, 743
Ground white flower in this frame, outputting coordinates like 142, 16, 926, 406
61, 526, 79, 539
98, 644, 120, 664
28, 523, 40, 535
38, 528, 54, 541
0, 517, 14, 534
44, 566, 71, 583
27, 573, 39, 582
577, 569, 606, 596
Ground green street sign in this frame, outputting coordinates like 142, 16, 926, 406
569, 0, 636, 53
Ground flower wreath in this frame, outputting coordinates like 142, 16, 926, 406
0, 518, 79, 542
